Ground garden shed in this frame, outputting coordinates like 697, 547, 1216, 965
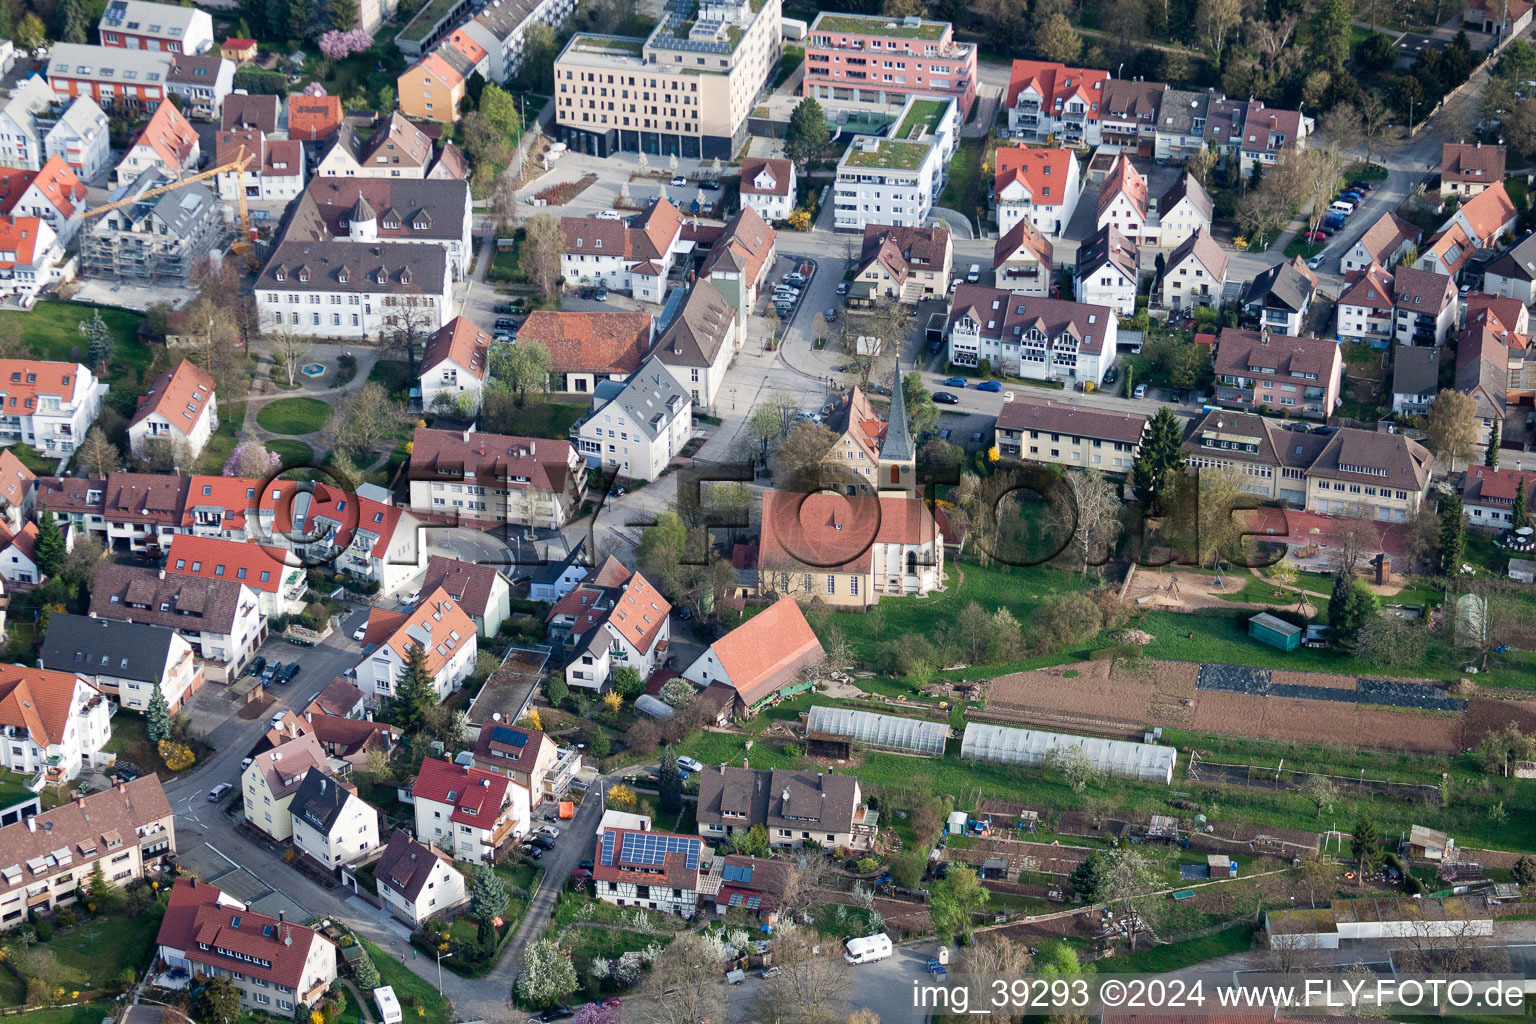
805, 705, 949, 759
1248, 612, 1301, 651
959, 723, 1177, 784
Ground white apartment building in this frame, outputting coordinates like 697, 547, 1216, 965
164, 535, 309, 618
256, 241, 453, 341
289, 769, 380, 871
39, 613, 200, 714
0, 359, 106, 456
0, 80, 109, 180
0, 666, 112, 784
738, 157, 796, 222
574, 361, 692, 481
98, 0, 215, 54
260, 481, 426, 596
0, 216, 69, 310
1336, 264, 1396, 346
0, 78, 58, 170
1159, 228, 1228, 312
458, 0, 579, 85
1073, 225, 1138, 317
993, 146, 1080, 237
45, 96, 111, 181
833, 96, 956, 231
561, 198, 686, 304
89, 563, 267, 683
353, 588, 477, 704
409, 427, 589, 530
946, 285, 1115, 388
214, 130, 306, 202
411, 756, 530, 864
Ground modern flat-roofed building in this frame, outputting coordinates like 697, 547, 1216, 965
98, 0, 214, 54
833, 95, 956, 230
554, 0, 782, 160
801, 12, 976, 116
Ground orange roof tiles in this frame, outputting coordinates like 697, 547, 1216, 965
366, 587, 475, 677
417, 52, 467, 90
1005, 60, 1108, 117
515, 311, 654, 375
994, 147, 1074, 207
287, 95, 343, 142
165, 535, 293, 593
1097, 153, 1147, 219
131, 358, 216, 433
757, 492, 938, 575
705, 596, 824, 707
0, 216, 48, 269
1457, 181, 1518, 244
131, 101, 198, 170
19, 156, 87, 219
0, 358, 88, 410
0, 665, 96, 748
421, 316, 492, 379
0, 449, 34, 508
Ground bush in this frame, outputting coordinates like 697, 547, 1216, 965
32, 918, 53, 941
1030, 592, 1103, 654
158, 740, 195, 771
55, 908, 76, 928
854, 857, 880, 874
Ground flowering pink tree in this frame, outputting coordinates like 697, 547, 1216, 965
302, 81, 329, 98
319, 28, 372, 60
573, 1003, 624, 1024
223, 439, 282, 478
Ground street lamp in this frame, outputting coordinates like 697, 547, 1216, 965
436, 950, 453, 995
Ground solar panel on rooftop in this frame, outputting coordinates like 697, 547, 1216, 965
491, 725, 528, 747
618, 832, 701, 870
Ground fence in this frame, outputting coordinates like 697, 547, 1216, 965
1186, 754, 1442, 802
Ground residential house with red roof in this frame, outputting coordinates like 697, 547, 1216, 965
0, 156, 89, 245
260, 480, 426, 595
738, 157, 795, 222
1340, 212, 1420, 275
1448, 181, 1518, 250
0, 665, 111, 782
560, 197, 687, 304
993, 217, 1054, 297
592, 826, 704, 916
0, 358, 106, 458
1094, 156, 1212, 248
945, 285, 1116, 386
1336, 263, 1396, 346
1096, 153, 1149, 242
993, 147, 1081, 238
0, 775, 173, 925
221, 38, 259, 63
851, 224, 953, 305
470, 718, 580, 807
419, 315, 492, 413
1232, 100, 1312, 173
699, 205, 777, 347
1455, 323, 1509, 444
418, 555, 512, 638
1466, 0, 1533, 39
213, 128, 305, 202
240, 731, 330, 841
1005, 59, 1108, 145
181, 475, 263, 540
411, 755, 529, 863
354, 588, 477, 703
1464, 291, 1530, 354
262, 708, 398, 770
164, 534, 308, 616
515, 310, 655, 395
408, 426, 589, 530
113, 100, 199, 186
549, 555, 671, 692
681, 596, 825, 716
156, 877, 337, 1018
128, 358, 217, 466
287, 95, 343, 146
1393, 266, 1459, 348
0, 449, 35, 532
751, 492, 942, 608
1441, 142, 1506, 198
0, 520, 39, 585
397, 44, 474, 124
1074, 225, 1139, 317
372, 829, 468, 925
1417, 221, 1475, 281
0, 215, 64, 308
1461, 465, 1536, 529
1212, 327, 1343, 419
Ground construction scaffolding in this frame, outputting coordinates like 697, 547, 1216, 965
80, 171, 225, 283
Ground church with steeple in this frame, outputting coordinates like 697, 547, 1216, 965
821, 371, 916, 498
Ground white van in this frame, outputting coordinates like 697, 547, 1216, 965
965, 264, 981, 283
844, 932, 893, 964
1328, 201, 1354, 217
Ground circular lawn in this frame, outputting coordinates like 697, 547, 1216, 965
257, 397, 331, 435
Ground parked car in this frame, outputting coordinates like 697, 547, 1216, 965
970, 431, 984, 443
353, 622, 368, 641
261, 661, 281, 682
537, 825, 561, 839
208, 783, 232, 802
1350, 180, 1375, 192
670, 176, 687, 186
836, 282, 849, 295
240, 757, 254, 770
595, 287, 608, 302
783, 272, 807, 285
280, 663, 300, 684
677, 755, 705, 772
1307, 254, 1325, 270
1171, 388, 1187, 403
1104, 366, 1119, 385
761, 966, 782, 979
824, 308, 837, 321
933, 391, 960, 405
596, 210, 623, 221
247, 655, 267, 679
700, 179, 722, 191
1133, 383, 1148, 398
579, 858, 594, 871
495, 317, 516, 330
1304, 231, 1328, 243
976, 380, 1002, 392
403, 589, 421, 605
529, 836, 556, 851
941, 376, 967, 387
538, 1006, 575, 1022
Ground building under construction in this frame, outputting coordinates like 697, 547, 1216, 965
80, 169, 224, 283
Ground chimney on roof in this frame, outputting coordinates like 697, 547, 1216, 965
1477, 141, 1482, 149
158, 569, 165, 580
25, 817, 35, 832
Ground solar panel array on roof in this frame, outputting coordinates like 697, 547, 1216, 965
610, 831, 701, 870
721, 862, 754, 883
491, 725, 528, 747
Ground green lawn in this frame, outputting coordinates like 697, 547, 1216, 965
938, 136, 986, 230
257, 397, 332, 435
267, 438, 316, 466
4, 444, 59, 474
359, 937, 451, 1024
560, 926, 666, 967
490, 400, 590, 439
194, 401, 248, 473
0, 301, 151, 391
772, 45, 804, 89
48, 911, 161, 990
0, 1003, 115, 1024
368, 359, 416, 400
1098, 923, 1256, 972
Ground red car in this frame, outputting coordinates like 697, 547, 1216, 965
1304, 231, 1328, 243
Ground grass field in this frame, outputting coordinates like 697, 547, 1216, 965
5, 444, 59, 474
359, 937, 451, 1024
257, 397, 332, 435
0, 1003, 114, 1024
0, 301, 151, 391
938, 136, 986, 230
195, 401, 248, 473
492, 400, 590, 439
48, 912, 161, 990
267, 438, 316, 466
1098, 922, 1256, 972
368, 359, 417, 400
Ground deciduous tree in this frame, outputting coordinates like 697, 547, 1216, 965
335, 382, 407, 456
517, 938, 579, 1007
1196, 0, 1241, 62
488, 338, 553, 406
1047, 468, 1122, 574
224, 439, 282, 477
75, 427, 122, 478
1033, 12, 1082, 63
930, 864, 989, 942
646, 931, 729, 1024
271, 331, 313, 387
519, 213, 566, 302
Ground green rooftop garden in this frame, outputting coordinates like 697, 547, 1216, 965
896, 97, 949, 139
397, 0, 468, 43
841, 136, 930, 170
567, 33, 646, 56
811, 12, 948, 39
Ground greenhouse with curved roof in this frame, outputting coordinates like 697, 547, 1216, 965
805, 705, 949, 758
959, 722, 1176, 783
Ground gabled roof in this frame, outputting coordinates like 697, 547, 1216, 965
591, 361, 690, 443
420, 316, 491, 379
1097, 153, 1147, 220
410, 426, 576, 497
286, 177, 469, 245
1165, 226, 1228, 281
702, 596, 825, 707
165, 535, 295, 594
374, 828, 454, 902
418, 555, 509, 618
1213, 327, 1339, 381
0, 448, 34, 509
1310, 427, 1434, 490
696, 766, 863, 835
653, 279, 735, 370
1160, 172, 1213, 223
472, 719, 553, 775
757, 493, 939, 576
0, 520, 35, 564
1423, 222, 1474, 277
1442, 142, 1506, 184
1, 156, 89, 220
307, 677, 367, 719
857, 223, 951, 285
0, 216, 50, 268
515, 311, 654, 375
0, 665, 95, 748
1351, 212, 1420, 265
1102, 78, 1166, 123
289, 767, 358, 836
250, 732, 327, 800
996, 396, 1147, 444
103, 472, 189, 526
1239, 105, 1304, 153
993, 147, 1075, 208
263, 480, 406, 560
993, 215, 1053, 271
1075, 224, 1137, 283
429, 142, 470, 181
1392, 266, 1455, 313
1455, 323, 1509, 420
1484, 230, 1536, 283
362, 587, 474, 677
1338, 263, 1394, 312
739, 157, 793, 197
0, 774, 170, 886
127, 100, 198, 169
130, 358, 215, 433
221, 93, 281, 133
90, 563, 250, 636
629, 197, 684, 260
1241, 257, 1316, 313
181, 475, 261, 532
1456, 181, 1517, 243
1464, 291, 1529, 338
39, 613, 179, 684
287, 94, 343, 142
946, 285, 1114, 356
1463, 465, 1536, 507
1005, 59, 1108, 117
412, 756, 517, 828
158, 878, 333, 991
549, 556, 671, 656
700, 205, 775, 284
0, 358, 91, 407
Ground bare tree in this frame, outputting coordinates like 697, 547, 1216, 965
1047, 469, 1123, 574
75, 426, 122, 478
777, 856, 831, 926
757, 923, 851, 1024
384, 302, 437, 376
270, 331, 313, 388
335, 381, 408, 457
1426, 390, 1481, 471
1359, 93, 1391, 167
1247, 13, 1298, 68
520, 213, 566, 302
1332, 504, 1375, 576
644, 932, 730, 1024
1099, 846, 1162, 952
1304, 144, 1348, 239
771, 421, 839, 487
1196, 0, 1242, 61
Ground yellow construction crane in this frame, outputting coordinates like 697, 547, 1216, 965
83, 145, 257, 256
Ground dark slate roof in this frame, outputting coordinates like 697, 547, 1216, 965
879, 368, 913, 463
530, 536, 586, 588
595, 361, 689, 443
290, 767, 352, 835
1241, 258, 1316, 313
653, 280, 734, 370
256, 240, 447, 295
419, 554, 509, 618
89, 563, 249, 634
1161, 172, 1214, 222
1158, 89, 1209, 135
373, 829, 448, 901
1392, 346, 1441, 395
39, 612, 177, 684
1485, 231, 1536, 283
